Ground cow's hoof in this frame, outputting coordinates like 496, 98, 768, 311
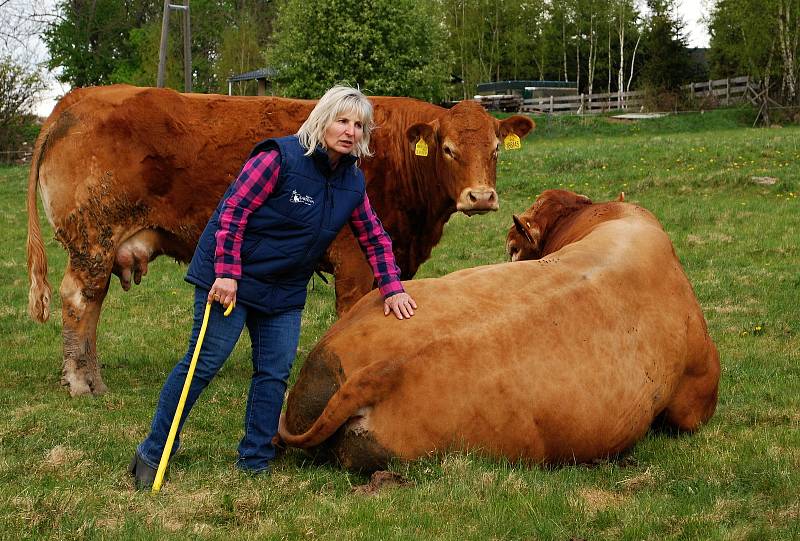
352, 470, 411, 495
91, 379, 109, 395
62, 374, 93, 397
61, 373, 108, 397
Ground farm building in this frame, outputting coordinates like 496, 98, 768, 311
226, 67, 277, 96
476, 80, 578, 100
475, 80, 577, 111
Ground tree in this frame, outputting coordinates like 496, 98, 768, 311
43, 0, 272, 93
0, 55, 46, 162
213, 4, 275, 95
122, 0, 234, 93
709, 0, 800, 104
269, 0, 452, 101
43, 0, 161, 87
776, 0, 798, 101
638, 0, 691, 90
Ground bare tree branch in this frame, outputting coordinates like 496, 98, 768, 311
0, 0, 58, 60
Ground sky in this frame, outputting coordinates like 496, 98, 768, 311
675, 0, 712, 48
26, 0, 712, 117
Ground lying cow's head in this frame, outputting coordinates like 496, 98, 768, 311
506, 189, 593, 261
406, 102, 534, 216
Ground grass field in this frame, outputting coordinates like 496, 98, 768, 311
1, 107, 798, 540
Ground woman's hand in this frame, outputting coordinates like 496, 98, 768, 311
384, 292, 417, 320
208, 277, 237, 309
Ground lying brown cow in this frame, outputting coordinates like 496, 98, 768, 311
278, 190, 720, 471
26, 84, 533, 396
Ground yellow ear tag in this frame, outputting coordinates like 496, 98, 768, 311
504, 133, 522, 150
414, 138, 428, 157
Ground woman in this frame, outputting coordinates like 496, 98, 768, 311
129, 85, 417, 489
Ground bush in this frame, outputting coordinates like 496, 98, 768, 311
0, 56, 45, 164
269, 0, 452, 101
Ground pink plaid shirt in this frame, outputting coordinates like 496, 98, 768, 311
214, 150, 404, 298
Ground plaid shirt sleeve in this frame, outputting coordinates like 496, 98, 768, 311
214, 150, 281, 279
348, 192, 405, 298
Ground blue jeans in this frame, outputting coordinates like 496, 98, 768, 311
137, 287, 302, 472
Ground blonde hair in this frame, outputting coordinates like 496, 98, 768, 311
297, 85, 374, 158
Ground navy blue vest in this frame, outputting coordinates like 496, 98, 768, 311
186, 135, 366, 314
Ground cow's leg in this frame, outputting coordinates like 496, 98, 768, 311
662, 340, 721, 432
327, 228, 375, 316
59, 259, 112, 397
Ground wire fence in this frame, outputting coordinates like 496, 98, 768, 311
0, 149, 33, 163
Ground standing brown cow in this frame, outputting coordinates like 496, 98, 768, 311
26, 84, 533, 396
278, 190, 720, 472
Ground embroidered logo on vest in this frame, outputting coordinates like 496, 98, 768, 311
289, 190, 315, 206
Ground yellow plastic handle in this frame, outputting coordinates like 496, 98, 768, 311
152, 302, 212, 493
151, 298, 235, 493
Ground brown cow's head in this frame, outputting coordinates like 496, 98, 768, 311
406, 102, 534, 216
506, 189, 593, 261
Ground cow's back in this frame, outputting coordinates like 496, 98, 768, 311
285, 205, 719, 466
36, 85, 315, 254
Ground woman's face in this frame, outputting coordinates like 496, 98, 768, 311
324, 109, 364, 162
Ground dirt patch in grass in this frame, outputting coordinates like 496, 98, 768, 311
577, 487, 626, 514
686, 232, 733, 245
10, 403, 48, 419
704, 498, 741, 522
751, 176, 778, 185
500, 470, 528, 494
708, 302, 749, 314
43, 445, 85, 470
766, 501, 800, 527
96, 516, 122, 531
616, 467, 656, 492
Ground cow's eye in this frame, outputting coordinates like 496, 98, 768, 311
443, 146, 454, 159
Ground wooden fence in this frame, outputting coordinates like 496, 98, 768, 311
513, 76, 757, 115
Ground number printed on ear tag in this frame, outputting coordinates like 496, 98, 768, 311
414, 138, 428, 156
504, 133, 522, 150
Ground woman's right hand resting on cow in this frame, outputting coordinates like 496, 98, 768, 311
128, 85, 416, 490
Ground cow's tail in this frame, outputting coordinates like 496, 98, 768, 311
278, 358, 403, 449
26, 126, 51, 323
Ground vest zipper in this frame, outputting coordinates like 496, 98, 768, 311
328, 177, 335, 224
302, 178, 329, 266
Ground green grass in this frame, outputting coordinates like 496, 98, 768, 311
1, 107, 798, 540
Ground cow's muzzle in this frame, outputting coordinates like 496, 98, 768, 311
456, 187, 499, 216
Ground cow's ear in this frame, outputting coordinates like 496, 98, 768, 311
499, 115, 535, 139
406, 122, 436, 146
513, 214, 537, 246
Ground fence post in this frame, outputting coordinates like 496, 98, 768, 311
725, 78, 730, 105
580, 93, 585, 115
549, 95, 554, 114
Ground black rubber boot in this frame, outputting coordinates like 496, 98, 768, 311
128, 452, 158, 490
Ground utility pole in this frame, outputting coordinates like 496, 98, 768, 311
157, 0, 192, 92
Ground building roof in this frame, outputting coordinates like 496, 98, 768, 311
227, 67, 277, 83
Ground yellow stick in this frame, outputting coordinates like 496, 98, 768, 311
152, 300, 234, 493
